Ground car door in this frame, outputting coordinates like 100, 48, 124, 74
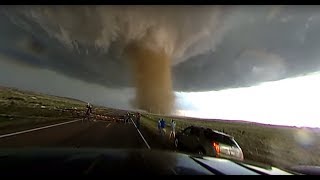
189, 127, 201, 152
179, 127, 192, 150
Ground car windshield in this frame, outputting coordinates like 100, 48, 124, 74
0, 5, 319, 174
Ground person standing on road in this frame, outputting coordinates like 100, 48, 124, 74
127, 113, 132, 124
136, 113, 141, 130
160, 118, 166, 136
169, 119, 176, 140
83, 103, 92, 122
158, 119, 162, 135
125, 113, 129, 124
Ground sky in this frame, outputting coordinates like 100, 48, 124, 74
0, 6, 320, 128
177, 72, 320, 128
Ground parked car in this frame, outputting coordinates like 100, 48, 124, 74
174, 126, 244, 161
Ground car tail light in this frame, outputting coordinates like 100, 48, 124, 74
212, 141, 220, 156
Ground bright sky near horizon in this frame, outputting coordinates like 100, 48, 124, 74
177, 72, 320, 128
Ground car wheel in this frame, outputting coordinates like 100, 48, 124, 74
197, 148, 205, 156
174, 138, 179, 149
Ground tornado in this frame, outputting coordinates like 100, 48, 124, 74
5, 6, 230, 114
125, 41, 174, 114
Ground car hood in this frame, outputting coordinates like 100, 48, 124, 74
0, 148, 295, 175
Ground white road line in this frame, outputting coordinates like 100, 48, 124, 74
171, 168, 178, 175
0, 119, 81, 139
106, 123, 111, 128
96, 120, 112, 123
130, 119, 151, 150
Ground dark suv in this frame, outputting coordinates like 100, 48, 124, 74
174, 126, 244, 161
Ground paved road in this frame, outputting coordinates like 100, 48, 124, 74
0, 120, 161, 149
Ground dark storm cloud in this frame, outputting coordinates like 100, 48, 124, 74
1, 6, 320, 92
0, 12, 132, 88
174, 5, 320, 91
0, 55, 134, 109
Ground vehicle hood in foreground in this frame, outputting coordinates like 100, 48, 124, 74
0, 148, 295, 175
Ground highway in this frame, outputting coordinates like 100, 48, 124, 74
0, 119, 173, 150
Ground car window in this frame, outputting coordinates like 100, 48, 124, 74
183, 127, 192, 135
204, 130, 238, 147
204, 129, 213, 139
215, 135, 237, 147
220, 137, 238, 147
190, 127, 201, 137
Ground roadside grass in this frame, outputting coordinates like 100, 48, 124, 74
0, 87, 86, 133
0, 86, 127, 134
141, 113, 320, 169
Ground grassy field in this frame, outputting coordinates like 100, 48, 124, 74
0, 86, 88, 133
140, 113, 320, 169
0, 86, 132, 134
1, 85, 320, 170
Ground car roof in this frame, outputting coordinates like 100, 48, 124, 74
188, 126, 234, 138
212, 130, 234, 138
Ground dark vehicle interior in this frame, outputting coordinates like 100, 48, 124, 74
0, 148, 295, 175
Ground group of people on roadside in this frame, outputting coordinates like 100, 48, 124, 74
83, 103, 142, 129
158, 118, 176, 140
84, 103, 170, 138
124, 113, 131, 124
125, 112, 141, 130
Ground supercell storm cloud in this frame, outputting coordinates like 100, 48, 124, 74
1, 6, 320, 113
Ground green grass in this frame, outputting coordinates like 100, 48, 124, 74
0, 86, 125, 134
0, 87, 86, 110
0, 86, 87, 133
141, 113, 320, 169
